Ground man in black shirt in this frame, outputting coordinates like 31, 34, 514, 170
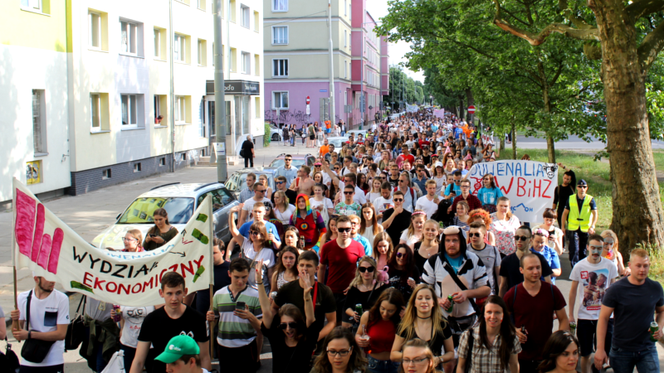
552, 168, 575, 228
498, 225, 553, 297
271, 176, 297, 205
381, 190, 413, 245
276, 251, 336, 340
130, 272, 210, 373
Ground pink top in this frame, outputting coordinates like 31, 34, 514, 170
489, 213, 521, 256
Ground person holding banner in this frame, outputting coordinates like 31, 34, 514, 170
143, 208, 178, 251
489, 197, 521, 258
476, 174, 504, 214
11, 274, 69, 373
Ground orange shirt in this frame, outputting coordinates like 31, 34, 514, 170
320, 144, 330, 156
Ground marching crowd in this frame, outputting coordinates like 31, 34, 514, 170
3, 110, 664, 373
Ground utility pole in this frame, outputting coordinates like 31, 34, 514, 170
327, 0, 335, 125
169, 0, 175, 172
214, 0, 227, 182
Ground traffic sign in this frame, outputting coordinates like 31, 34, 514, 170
468, 105, 476, 114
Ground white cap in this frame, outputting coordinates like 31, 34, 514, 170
435, 161, 443, 168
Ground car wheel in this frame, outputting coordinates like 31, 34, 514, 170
272, 133, 280, 141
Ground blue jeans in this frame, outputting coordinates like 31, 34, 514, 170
610, 344, 659, 373
367, 355, 400, 373
566, 229, 588, 267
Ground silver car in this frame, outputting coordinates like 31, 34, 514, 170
91, 182, 239, 249
224, 168, 277, 199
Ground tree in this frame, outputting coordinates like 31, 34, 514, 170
493, 0, 664, 250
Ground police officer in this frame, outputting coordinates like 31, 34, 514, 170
561, 179, 597, 268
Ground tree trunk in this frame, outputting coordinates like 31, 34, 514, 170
590, 0, 664, 252
546, 135, 556, 163
499, 135, 505, 156
511, 121, 517, 159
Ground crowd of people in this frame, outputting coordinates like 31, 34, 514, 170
4, 110, 664, 373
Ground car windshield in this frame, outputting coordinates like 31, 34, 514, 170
269, 158, 306, 169
225, 173, 273, 191
117, 197, 194, 225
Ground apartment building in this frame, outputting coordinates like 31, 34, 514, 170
263, 0, 387, 128
0, 0, 71, 203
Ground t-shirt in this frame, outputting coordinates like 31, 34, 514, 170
342, 285, 387, 323
602, 277, 664, 351
504, 282, 566, 360
388, 266, 421, 301
383, 208, 412, 246
553, 184, 575, 213
320, 240, 366, 293
138, 306, 207, 373
467, 244, 501, 295
17, 289, 70, 367
195, 262, 231, 315
450, 194, 482, 213
352, 234, 372, 256
213, 286, 262, 348
261, 322, 319, 373
372, 196, 394, 223
397, 320, 453, 357
530, 246, 560, 283
241, 140, 254, 157
499, 252, 553, 292
242, 197, 274, 219
120, 306, 156, 348
416, 196, 440, 219
276, 280, 336, 336
334, 201, 362, 217
569, 257, 618, 320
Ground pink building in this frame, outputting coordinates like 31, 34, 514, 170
263, 0, 388, 129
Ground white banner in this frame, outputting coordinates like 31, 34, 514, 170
13, 179, 213, 306
467, 161, 559, 222
406, 104, 419, 113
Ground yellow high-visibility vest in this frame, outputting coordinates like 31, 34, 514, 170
567, 194, 593, 232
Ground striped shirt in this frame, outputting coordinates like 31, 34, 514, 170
213, 286, 262, 348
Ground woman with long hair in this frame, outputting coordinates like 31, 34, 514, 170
413, 220, 439, 275
432, 163, 447, 195
281, 226, 301, 252
600, 229, 628, 276
273, 190, 296, 225
259, 174, 274, 200
373, 232, 394, 270
387, 244, 421, 301
531, 208, 564, 256
254, 259, 318, 373
311, 327, 368, 373
360, 203, 384, 244
143, 208, 179, 251
467, 209, 496, 246
379, 150, 391, 170
476, 174, 504, 214
391, 285, 454, 371
443, 159, 456, 177
537, 331, 580, 373
358, 173, 371, 195
342, 256, 387, 329
289, 194, 327, 253
400, 338, 442, 373
489, 197, 521, 257
310, 183, 334, 225
367, 178, 384, 205
323, 216, 339, 244
456, 295, 520, 373
453, 201, 471, 234
270, 246, 299, 291
399, 211, 427, 249
228, 220, 276, 292
356, 288, 406, 373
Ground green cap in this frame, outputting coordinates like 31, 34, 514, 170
154, 335, 200, 364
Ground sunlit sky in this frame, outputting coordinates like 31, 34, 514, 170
366, 0, 425, 82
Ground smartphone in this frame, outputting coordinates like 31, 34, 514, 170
150, 234, 157, 237
236, 301, 246, 311
299, 235, 306, 249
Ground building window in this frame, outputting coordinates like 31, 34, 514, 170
121, 94, 138, 125
102, 168, 111, 179
174, 34, 184, 62
272, 0, 287, 11
254, 11, 259, 32
344, 30, 347, 48
120, 21, 138, 55
272, 59, 288, 77
154, 95, 167, 125
344, 61, 347, 79
133, 163, 142, 172
175, 96, 191, 123
21, 0, 47, 13
344, 0, 347, 16
241, 5, 250, 28
197, 0, 206, 11
254, 54, 260, 76
272, 26, 288, 45
241, 52, 250, 74
229, 0, 237, 22
255, 97, 261, 118
154, 28, 167, 59
272, 91, 289, 109
91, 94, 101, 131
230, 48, 237, 72
32, 90, 47, 154
89, 12, 101, 49
198, 39, 207, 66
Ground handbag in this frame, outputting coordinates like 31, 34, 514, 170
0, 337, 20, 373
65, 295, 87, 350
21, 290, 56, 363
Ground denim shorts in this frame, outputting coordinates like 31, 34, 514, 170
367, 354, 400, 373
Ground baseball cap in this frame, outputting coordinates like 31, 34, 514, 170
434, 161, 443, 168
577, 179, 588, 186
155, 335, 200, 364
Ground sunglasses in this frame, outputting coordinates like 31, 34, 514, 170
578, 185, 588, 189
514, 235, 529, 241
468, 232, 482, 238
285, 159, 292, 161
358, 267, 375, 273
276, 181, 284, 184
249, 231, 260, 236
396, 252, 406, 258
255, 189, 265, 193
278, 322, 298, 330
393, 198, 403, 202
344, 191, 354, 195
337, 227, 352, 233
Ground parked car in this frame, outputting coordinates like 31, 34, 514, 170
224, 168, 277, 199
269, 123, 283, 141
91, 182, 239, 249
346, 129, 368, 138
267, 153, 316, 169
326, 137, 348, 149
